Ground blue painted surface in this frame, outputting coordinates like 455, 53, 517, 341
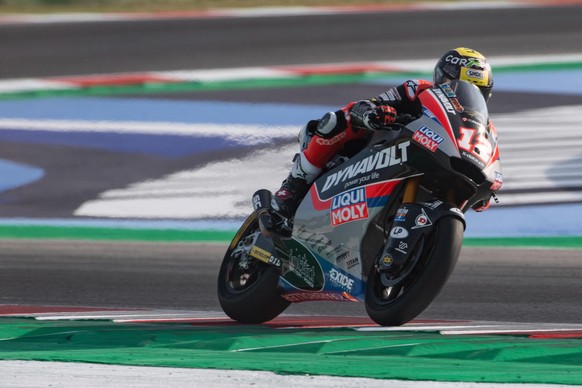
494, 69, 582, 95
0, 159, 44, 192
464, 204, 582, 238
0, 204, 579, 238
0, 97, 333, 196
0, 130, 241, 158
0, 98, 333, 158
364, 69, 582, 95
0, 97, 331, 125
0, 217, 240, 230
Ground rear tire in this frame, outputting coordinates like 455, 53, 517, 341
365, 216, 464, 326
217, 214, 290, 324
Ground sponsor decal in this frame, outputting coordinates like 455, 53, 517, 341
342, 171, 380, 191
462, 117, 485, 127
321, 141, 410, 192
491, 171, 503, 191
283, 292, 348, 302
346, 257, 360, 269
250, 246, 282, 267
250, 246, 272, 263
334, 250, 360, 270
405, 80, 419, 100
450, 97, 464, 113
461, 67, 489, 87
382, 254, 393, 266
282, 239, 324, 291
445, 55, 485, 68
465, 69, 484, 80
331, 187, 368, 227
335, 251, 350, 264
423, 200, 443, 209
439, 83, 457, 98
412, 126, 445, 152
411, 208, 432, 229
462, 150, 486, 168
289, 250, 317, 288
295, 226, 345, 259
394, 207, 409, 222
423, 106, 437, 120
252, 193, 262, 209
432, 88, 456, 114
390, 226, 409, 238
329, 268, 355, 292
396, 241, 408, 254
315, 131, 347, 146
275, 188, 292, 200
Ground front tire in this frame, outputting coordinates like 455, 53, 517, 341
217, 214, 290, 324
365, 216, 464, 326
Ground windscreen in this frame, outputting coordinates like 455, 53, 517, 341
444, 80, 489, 127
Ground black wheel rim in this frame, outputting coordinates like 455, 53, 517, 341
224, 226, 268, 295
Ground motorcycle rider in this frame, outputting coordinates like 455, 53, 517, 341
272, 47, 496, 220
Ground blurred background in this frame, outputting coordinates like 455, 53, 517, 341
0, 0, 581, 320
1, 0, 582, 233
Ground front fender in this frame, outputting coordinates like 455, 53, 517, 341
378, 200, 465, 274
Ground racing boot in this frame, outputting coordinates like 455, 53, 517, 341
273, 152, 321, 219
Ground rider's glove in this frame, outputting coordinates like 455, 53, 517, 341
363, 105, 397, 130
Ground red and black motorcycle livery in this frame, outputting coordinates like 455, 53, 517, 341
218, 80, 502, 326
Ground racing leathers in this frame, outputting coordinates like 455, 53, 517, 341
272, 79, 494, 218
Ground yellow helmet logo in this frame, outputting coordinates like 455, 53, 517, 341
455, 47, 486, 60
460, 66, 490, 87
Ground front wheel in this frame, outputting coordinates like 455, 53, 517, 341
217, 214, 290, 324
365, 216, 464, 326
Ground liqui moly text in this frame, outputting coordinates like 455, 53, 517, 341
331, 187, 368, 227
412, 126, 445, 152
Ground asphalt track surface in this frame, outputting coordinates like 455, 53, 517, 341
1, 5, 581, 324
1, 240, 581, 324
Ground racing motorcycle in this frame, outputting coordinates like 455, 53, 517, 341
217, 80, 502, 326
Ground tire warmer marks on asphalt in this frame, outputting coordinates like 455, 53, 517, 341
1, 305, 582, 385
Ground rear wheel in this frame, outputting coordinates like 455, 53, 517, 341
365, 216, 464, 326
217, 214, 290, 324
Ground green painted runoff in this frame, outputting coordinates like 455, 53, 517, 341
0, 317, 581, 385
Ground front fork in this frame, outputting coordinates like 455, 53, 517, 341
403, 176, 457, 205
402, 176, 421, 203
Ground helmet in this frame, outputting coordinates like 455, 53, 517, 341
433, 47, 493, 101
